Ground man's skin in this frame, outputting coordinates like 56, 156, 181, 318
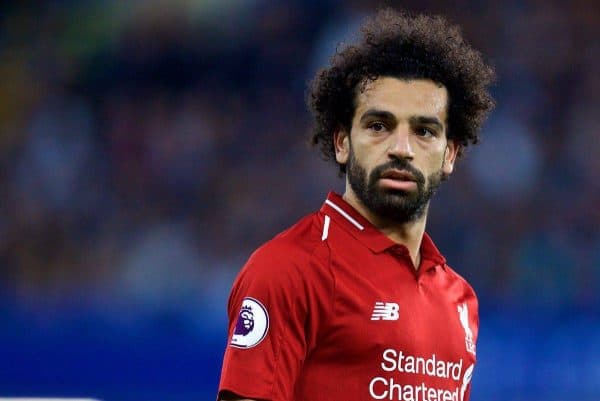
218, 76, 459, 401
335, 77, 458, 269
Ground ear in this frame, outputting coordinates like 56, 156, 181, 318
442, 139, 460, 176
334, 128, 350, 165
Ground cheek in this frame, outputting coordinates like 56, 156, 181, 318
430, 146, 448, 167
355, 143, 386, 169
419, 151, 446, 178
361, 156, 383, 179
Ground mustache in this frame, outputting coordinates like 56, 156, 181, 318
370, 158, 425, 185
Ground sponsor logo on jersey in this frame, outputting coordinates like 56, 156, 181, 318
371, 349, 473, 401
460, 363, 474, 401
230, 297, 269, 348
457, 303, 476, 355
371, 301, 400, 321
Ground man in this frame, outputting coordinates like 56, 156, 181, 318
218, 8, 494, 401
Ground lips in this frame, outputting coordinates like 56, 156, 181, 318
378, 169, 418, 191
380, 169, 416, 182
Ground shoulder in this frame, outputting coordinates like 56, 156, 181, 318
235, 211, 331, 288
254, 212, 324, 262
443, 264, 479, 301
227, 211, 334, 317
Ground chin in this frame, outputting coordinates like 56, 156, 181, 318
377, 188, 415, 200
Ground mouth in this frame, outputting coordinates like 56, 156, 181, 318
380, 169, 416, 182
378, 169, 418, 191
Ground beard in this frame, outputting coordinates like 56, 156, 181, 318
347, 148, 444, 224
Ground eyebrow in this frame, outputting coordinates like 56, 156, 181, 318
409, 116, 444, 130
359, 109, 444, 131
359, 109, 396, 124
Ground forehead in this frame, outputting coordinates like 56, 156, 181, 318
354, 77, 448, 121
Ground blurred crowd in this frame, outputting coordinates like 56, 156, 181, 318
1, 0, 599, 328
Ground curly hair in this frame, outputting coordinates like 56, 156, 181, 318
308, 8, 495, 174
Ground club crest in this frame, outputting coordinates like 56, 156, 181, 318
457, 303, 476, 355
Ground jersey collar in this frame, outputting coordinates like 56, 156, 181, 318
320, 192, 446, 266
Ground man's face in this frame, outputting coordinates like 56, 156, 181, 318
334, 77, 458, 224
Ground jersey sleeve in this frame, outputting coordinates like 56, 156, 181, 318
218, 239, 332, 401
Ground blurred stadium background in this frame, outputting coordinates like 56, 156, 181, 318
0, 0, 599, 400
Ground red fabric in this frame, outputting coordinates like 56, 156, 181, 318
219, 192, 478, 401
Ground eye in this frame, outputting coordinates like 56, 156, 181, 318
368, 122, 387, 133
416, 127, 436, 138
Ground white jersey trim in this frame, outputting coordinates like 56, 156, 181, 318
321, 215, 331, 241
325, 199, 365, 231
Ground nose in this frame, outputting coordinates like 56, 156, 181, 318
387, 124, 415, 160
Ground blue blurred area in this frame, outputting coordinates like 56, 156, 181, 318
0, 311, 224, 400
1, 306, 599, 400
0, 1, 598, 400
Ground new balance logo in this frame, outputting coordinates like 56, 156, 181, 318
371, 302, 399, 321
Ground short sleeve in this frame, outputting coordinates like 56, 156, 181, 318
218, 240, 331, 401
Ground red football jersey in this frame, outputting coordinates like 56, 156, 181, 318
219, 192, 478, 401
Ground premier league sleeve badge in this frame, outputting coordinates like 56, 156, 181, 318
230, 297, 269, 349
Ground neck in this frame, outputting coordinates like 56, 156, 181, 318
342, 189, 428, 270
